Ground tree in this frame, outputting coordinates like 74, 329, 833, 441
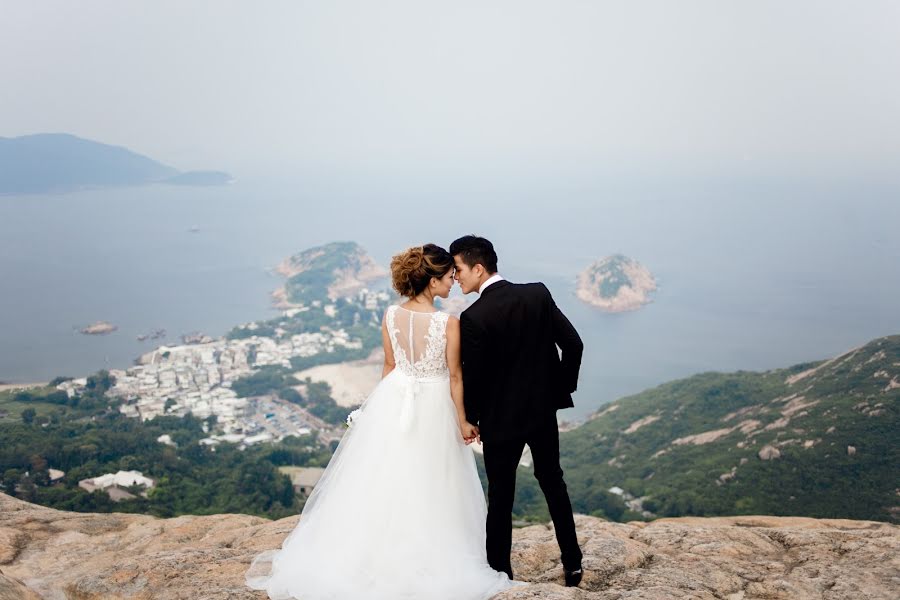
21, 407, 36, 424
1, 468, 22, 492
86, 370, 113, 393
118, 455, 139, 472
29, 454, 48, 472
17, 474, 37, 501
29, 454, 50, 485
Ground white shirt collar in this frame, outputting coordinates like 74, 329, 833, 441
479, 274, 505, 295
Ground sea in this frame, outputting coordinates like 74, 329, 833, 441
2, 172, 898, 420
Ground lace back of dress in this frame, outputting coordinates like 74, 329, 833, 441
386, 306, 450, 378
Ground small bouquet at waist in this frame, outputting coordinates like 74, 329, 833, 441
345, 407, 363, 428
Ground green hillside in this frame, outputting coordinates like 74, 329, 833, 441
282, 241, 381, 304
0, 375, 333, 519
531, 335, 899, 523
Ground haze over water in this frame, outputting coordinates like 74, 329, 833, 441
2, 2, 899, 418
2, 171, 897, 420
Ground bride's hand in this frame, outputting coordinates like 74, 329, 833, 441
460, 421, 480, 445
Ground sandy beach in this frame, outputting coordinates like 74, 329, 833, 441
0, 382, 48, 393
293, 351, 384, 407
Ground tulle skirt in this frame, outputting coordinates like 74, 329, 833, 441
245, 369, 521, 600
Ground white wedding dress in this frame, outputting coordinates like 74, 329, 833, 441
245, 305, 521, 600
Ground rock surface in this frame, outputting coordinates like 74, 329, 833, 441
1, 492, 897, 599
78, 321, 118, 335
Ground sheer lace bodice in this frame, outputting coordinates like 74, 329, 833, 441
386, 305, 450, 378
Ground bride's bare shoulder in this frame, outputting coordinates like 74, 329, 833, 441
444, 315, 460, 334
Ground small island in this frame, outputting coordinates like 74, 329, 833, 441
79, 321, 118, 335
273, 241, 388, 307
576, 254, 657, 312
137, 328, 166, 342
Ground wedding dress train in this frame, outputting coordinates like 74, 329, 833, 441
245, 305, 521, 599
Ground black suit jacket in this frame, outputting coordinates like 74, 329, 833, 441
460, 280, 584, 442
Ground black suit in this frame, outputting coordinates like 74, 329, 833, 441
460, 279, 583, 577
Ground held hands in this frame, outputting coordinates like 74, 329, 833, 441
460, 421, 480, 445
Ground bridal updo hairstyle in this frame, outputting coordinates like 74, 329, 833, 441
390, 243, 454, 298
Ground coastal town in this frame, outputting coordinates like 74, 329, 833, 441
57, 288, 391, 450
8, 243, 397, 506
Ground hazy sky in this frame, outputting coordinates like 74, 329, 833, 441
2, 1, 899, 179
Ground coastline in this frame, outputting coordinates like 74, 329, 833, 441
0, 382, 49, 392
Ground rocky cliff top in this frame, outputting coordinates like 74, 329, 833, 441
1, 492, 896, 599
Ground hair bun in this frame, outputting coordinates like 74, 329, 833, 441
390, 247, 425, 298
389, 244, 454, 299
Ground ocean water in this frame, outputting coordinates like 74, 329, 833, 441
2, 173, 898, 419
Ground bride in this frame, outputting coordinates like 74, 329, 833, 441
245, 243, 522, 599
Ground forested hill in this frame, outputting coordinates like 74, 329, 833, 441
535, 335, 899, 523
0, 133, 229, 193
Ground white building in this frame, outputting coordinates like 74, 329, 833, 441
243, 432, 274, 446
78, 470, 156, 502
278, 466, 326, 495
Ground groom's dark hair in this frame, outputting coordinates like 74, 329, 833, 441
449, 235, 498, 274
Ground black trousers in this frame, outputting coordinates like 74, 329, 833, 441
482, 417, 582, 578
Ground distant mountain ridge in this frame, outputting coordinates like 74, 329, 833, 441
544, 334, 900, 524
0, 133, 230, 194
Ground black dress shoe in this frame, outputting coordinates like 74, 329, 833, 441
564, 566, 583, 587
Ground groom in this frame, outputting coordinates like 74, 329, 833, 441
449, 235, 584, 587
